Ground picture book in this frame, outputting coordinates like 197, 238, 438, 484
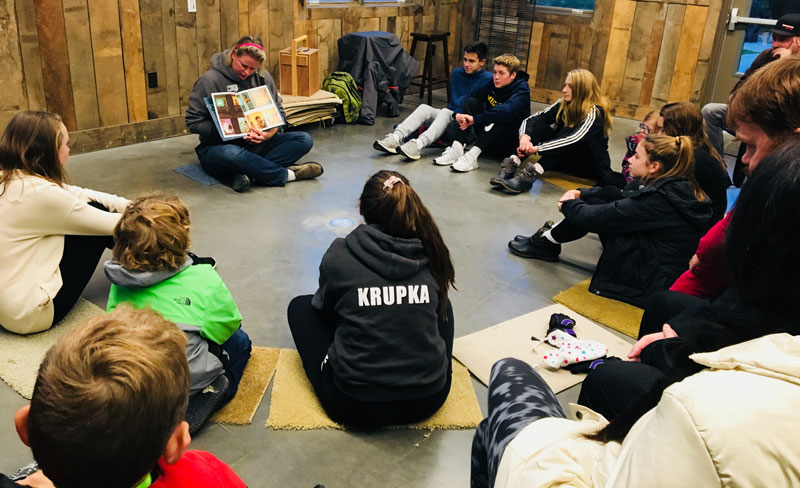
204, 85, 285, 141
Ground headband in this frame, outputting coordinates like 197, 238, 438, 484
383, 176, 403, 190
235, 43, 264, 51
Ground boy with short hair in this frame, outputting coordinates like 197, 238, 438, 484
14, 306, 246, 488
104, 195, 251, 434
439, 53, 531, 172
373, 41, 493, 160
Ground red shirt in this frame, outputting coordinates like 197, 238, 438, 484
151, 451, 245, 488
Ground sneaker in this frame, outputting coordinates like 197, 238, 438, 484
373, 133, 401, 154
498, 164, 540, 194
452, 152, 479, 172
231, 173, 251, 192
489, 157, 518, 186
514, 220, 555, 242
397, 139, 421, 160
185, 374, 230, 435
288, 162, 324, 181
433, 142, 463, 166
508, 234, 561, 261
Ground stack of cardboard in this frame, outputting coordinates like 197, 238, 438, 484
280, 90, 342, 127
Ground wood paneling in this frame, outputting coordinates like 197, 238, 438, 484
87, 0, 128, 126
0, 0, 26, 129
119, 0, 148, 123
15, 1, 46, 112
34, 0, 77, 130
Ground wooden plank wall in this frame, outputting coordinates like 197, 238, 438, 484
526, 0, 724, 120
1, 0, 470, 153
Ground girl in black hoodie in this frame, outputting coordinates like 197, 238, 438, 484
288, 170, 456, 427
509, 135, 712, 308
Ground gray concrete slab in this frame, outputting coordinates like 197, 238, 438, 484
0, 90, 637, 486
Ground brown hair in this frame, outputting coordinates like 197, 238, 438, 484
558, 69, 613, 137
0, 111, 68, 192
28, 306, 190, 488
225, 35, 267, 68
727, 57, 800, 145
492, 53, 522, 73
642, 134, 706, 201
113, 195, 191, 272
660, 102, 726, 171
359, 170, 455, 316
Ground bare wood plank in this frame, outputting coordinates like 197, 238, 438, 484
535, 23, 553, 88
175, 0, 199, 111
587, 0, 616, 82
248, 0, 270, 60
543, 24, 571, 91
690, 0, 723, 104
0, 0, 27, 127
87, 0, 129, 125
220, 0, 239, 47
196, 0, 222, 75
526, 22, 545, 88
386, 16, 396, 36
649, 3, 686, 106
599, 0, 636, 100
162, 0, 181, 116
307, 6, 408, 20
239, 0, 249, 37
668, 5, 707, 102
619, 1, 658, 104
15, 0, 46, 111
69, 115, 189, 154
564, 26, 587, 73
119, 0, 148, 123
63, 0, 99, 128
358, 18, 380, 32
638, 2, 668, 106
315, 19, 337, 83
34, 0, 78, 130
140, 0, 168, 119
380, 16, 388, 33
447, 5, 458, 70
397, 16, 413, 53
341, 7, 360, 35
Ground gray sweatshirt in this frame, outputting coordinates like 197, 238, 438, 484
312, 224, 449, 402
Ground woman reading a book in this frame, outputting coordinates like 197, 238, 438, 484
186, 35, 323, 192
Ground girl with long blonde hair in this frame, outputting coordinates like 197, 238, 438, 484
494, 68, 617, 193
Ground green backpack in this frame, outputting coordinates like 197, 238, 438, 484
322, 71, 362, 124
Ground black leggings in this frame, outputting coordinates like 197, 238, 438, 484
287, 295, 454, 427
547, 195, 612, 243
51, 203, 114, 325
638, 289, 709, 339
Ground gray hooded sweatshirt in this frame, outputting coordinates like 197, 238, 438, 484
312, 224, 449, 402
185, 49, 285, 147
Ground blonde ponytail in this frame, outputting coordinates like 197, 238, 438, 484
642, 134, 706, 200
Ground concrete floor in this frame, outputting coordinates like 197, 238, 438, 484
0, 91, 643, 486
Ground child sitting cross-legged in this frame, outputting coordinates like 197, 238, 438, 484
105, 195, 251, 434
14, 306, 246, 488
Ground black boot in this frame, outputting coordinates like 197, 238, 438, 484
499, 164, 540, 194
513, 220, 555, 242
489, 157, 518, 186
508, 233, 561, 261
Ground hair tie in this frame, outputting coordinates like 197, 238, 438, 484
675, 136, 681, 146
383, 176, 403, 190
235, 42, 264, 51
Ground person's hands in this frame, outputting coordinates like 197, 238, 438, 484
517, 135, 536, 157
773, 47, 793, 59
456, 113, 474, 130
688, 253, 700, 271
18, 471, 54, 488
243, 127, 278, 143
557, 189, 581, 212
628, 324, 678, 362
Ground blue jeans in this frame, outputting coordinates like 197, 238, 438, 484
218, 327, 252, 404
196, 131, 313, 187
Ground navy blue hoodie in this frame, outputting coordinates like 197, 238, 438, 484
454, 70, 531, 128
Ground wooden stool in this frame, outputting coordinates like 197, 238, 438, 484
409, 32, 451, 106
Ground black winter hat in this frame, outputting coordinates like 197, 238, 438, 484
773, 14, 800, 37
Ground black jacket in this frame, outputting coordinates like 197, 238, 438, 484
562, 177, 713, 308
457, 71, 531, 128
693, 147, 731, 227
311, 224, 449, 402
520, 100, 611, 174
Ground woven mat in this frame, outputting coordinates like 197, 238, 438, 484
553, 279, 644, 338
266, 349, 482, 430
212, 347, 280, 425
453, 304, 633, 392
539, 171, 597, 191
0, 299, 104, 399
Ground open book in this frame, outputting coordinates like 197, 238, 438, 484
204, 85, 285, 141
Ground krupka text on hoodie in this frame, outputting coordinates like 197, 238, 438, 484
357, 285, 430, 306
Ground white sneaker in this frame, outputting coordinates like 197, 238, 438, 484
433, 142, 463, 166
452, 152, 479, 172
373, 133, 401, 154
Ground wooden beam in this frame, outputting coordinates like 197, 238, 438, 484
119, 0, 148, 122
87, 0, 129, 126
69, 115, 189, 154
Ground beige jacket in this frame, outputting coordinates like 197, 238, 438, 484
495, 333, 800, 488
0, 172, 129, 334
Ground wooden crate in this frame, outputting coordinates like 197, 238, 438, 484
279, 47, 319, 97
